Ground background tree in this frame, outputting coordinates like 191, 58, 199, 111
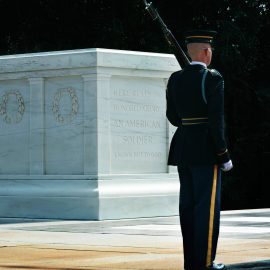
0, 0, 269, 209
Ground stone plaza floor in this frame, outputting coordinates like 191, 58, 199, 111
0, 208, 269, 270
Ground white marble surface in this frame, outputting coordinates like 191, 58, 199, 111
110, 76, 167, 173
44, 76, 84, 174
0, 48, 179, 74
0, 178, 99, 219
98, 175, 179, 219
0, 174, 179, 220
0, 48, 180, 220
29, 78, 45, 174
0, 79, 30, 174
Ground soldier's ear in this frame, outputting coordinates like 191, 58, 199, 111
203, 48, 209, 56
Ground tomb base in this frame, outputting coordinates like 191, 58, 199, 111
0, 174, 179, 220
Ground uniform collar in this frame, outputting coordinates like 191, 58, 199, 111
190, 61, 207, 68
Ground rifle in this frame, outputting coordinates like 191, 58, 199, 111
142, 0, 190, 68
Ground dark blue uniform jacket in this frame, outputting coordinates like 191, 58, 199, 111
166, 64, 230, 166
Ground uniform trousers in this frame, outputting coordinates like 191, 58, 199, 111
177, 164, 221, 270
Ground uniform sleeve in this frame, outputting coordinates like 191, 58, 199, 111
166, 75, 180, 127
207, 72, 230, 164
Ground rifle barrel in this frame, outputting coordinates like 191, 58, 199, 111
142, 0, 190, 68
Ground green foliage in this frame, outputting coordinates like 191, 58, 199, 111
0, 0, 269, 209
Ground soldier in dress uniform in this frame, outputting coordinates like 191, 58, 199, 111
166, 30, 233, 270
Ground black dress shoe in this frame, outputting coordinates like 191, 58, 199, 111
206, 262, 226, 270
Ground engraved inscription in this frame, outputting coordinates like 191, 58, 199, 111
113, 88, 161, 97
110, 77, 166, 172
111, 119, 161, 129
0, 90, 25, 124
114, 151, 162, 159
112, 103, 160, 113
111, 89, 164, 160
122, 135, 153, 145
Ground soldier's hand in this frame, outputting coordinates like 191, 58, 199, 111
221, 160, 233, 172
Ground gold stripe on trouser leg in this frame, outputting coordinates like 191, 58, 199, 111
206, 165, 218, 267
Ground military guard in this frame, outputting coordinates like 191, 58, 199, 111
166, 30, 233, 270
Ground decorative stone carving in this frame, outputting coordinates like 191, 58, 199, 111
0, 90, 25, 124
52, 87, 79, 123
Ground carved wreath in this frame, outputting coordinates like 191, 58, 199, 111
52, 87, 79, 123
0, 90, 25, 124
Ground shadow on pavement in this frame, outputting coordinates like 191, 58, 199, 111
227, 260, 270, 269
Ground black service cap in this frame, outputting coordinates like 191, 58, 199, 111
185, 29, 217, 44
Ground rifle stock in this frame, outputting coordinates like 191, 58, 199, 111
143, 1, 190, 68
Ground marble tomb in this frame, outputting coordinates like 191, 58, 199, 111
0, 48, 180, 220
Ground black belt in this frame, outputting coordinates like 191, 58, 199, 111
182, 117, 208, 125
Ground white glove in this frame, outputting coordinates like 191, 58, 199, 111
221, 160, 233, 172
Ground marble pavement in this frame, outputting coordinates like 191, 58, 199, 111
0, 208, 269, 269
0, 48, 180, 220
